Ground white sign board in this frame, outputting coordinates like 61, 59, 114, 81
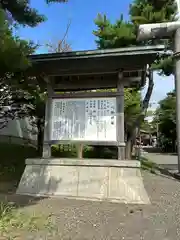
50, 98, 117, 142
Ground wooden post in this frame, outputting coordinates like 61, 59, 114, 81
42, 81, 53, 158
116, 72, 125, 160
76, 144, 83, 159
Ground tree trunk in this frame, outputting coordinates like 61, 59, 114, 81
172, 138, 176, 153
37, 118, 44, 157
126, 69, 154, 158
125, 130, 137, 159
125, 139, 132, 159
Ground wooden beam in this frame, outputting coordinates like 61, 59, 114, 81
116, 72, 125, 160
42, 80, 53, 158
29, 56, 147, 77
76, 144, 83, 159
44, 140, 125, 146
54, 77, 117, 91
51, 91, 123, 99
54, 78, 142, 91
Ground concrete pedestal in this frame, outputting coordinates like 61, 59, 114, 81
16, 159, 150, 204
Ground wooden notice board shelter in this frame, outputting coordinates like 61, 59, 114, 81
29, 45, 164, 160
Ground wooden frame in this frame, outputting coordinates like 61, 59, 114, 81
116, 73, 125, 160
44, 140, 126, 146
42, 81, 53, 158
42, 74, 126, 160
49, 96, 118, 143
51, 91, 122, 99
31, 46, 161, 160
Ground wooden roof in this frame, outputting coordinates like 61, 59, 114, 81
28, 45, 165, 90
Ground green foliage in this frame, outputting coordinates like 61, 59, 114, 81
146, 109, 154, 117
94, 88, 141, 138
0, 9, 34, 77
130, 0, 175, 75
94, 0, 174, 49
0, 0, 67, 151
0, 202, 56, 238
51, 144, 77, 158
141, 157, 158, 174
0, 0, 67, 27
124, 88, 141, 133
51, 144, 117, 159
94, 13, 141, 142
153, 56, 173, 76
94, 14, 136, 48
93, 0, 176, 158
154, 90, 176, 151
0, 5, 38, 129
0, 0, 44, 27
0, 0, 67, 75
141, 119, 152, 132
94, 0, 175, 76
130, 0, 175, 25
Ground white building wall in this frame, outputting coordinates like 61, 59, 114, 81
0, 118, 37, 141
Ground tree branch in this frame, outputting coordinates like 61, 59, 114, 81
46, 19, 72, 53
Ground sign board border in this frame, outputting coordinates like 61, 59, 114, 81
49, 96, 118, 145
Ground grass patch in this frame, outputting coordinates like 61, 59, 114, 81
0, 202, 57, 239
141, 157, 158, 174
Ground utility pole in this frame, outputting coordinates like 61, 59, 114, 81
175, 0, 180, 20
137, 0, 180, 173
174, 27, 180, 172
171, 0, 180, 172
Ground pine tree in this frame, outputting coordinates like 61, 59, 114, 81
130, 0, 175, 24
130, 0, 175, 76
0, 0, 67, 137
0, 0, 66, 26
93, 0, 175, 158
154, 90, 176, 152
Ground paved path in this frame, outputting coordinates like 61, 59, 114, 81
145, 152, 178, 171
1, 170, 180, 239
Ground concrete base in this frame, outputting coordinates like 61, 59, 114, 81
16, 158, 150, 204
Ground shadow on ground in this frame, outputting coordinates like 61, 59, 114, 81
0, 192, 47, 210
0, 178, 49, 209
0, 172, 60, 210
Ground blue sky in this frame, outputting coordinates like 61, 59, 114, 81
16, 0, 174, 106
17, 0, 131, 52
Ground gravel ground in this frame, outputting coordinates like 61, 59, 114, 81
1, 170, 180, 240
